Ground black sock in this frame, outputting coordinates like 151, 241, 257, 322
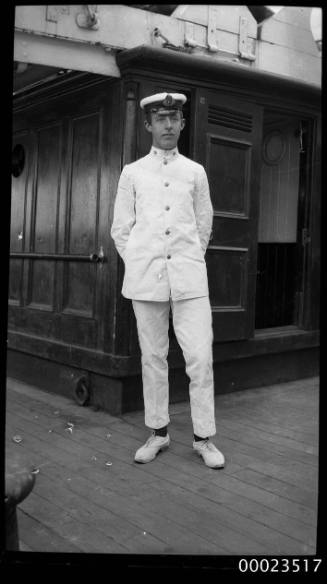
154, 426, 168, 437
194, 434, 208, 442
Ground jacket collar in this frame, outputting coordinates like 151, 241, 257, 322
150, 146, 179, 159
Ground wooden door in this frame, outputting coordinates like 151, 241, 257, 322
9, 83, 113, 353
194, 90, 263, 341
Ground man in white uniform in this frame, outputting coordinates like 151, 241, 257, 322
111, 92, 225, 469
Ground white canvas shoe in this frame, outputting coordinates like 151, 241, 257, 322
193, 439, 225, 468
134, 432, 170, 463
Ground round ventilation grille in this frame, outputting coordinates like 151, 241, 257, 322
263, 131, 286, 165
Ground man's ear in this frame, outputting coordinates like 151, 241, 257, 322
144, 120, 152, 134
180, 118, 186, 131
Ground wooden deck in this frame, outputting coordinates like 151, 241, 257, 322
5, 376, 319, 556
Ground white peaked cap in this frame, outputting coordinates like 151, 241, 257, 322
140, 92, 187, 110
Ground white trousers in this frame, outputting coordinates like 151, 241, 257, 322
132, 296, 216, 438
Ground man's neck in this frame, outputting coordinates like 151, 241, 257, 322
150, 145, 179, 158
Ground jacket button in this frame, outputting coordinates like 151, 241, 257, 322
165, 229, 170, 235
163, 159, 168, 165
164, 182, 169, 187
167, 255, 171, 259
165, 205, 170, 211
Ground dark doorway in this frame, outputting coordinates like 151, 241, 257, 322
255, 111, 309, 329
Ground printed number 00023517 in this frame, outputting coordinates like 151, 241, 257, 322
238, 558, 322, 573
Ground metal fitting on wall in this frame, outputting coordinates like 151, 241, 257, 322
73, 376, 90, 406
76, 5, 99, 30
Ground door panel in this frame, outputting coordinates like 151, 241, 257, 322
62, 262, 97, 317
10, 86, 110, 351
9, 259, 23, 306
206, 248, 248, 307
194, 90, 263, 341
34, 123, 61, 254
69, 113, 100, 254
207, 136, 251, 216
62, 112, 101, 320
27, 123, 62, 310
28, 260, 55, 310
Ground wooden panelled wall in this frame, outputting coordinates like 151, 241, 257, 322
10, 79, 123, 360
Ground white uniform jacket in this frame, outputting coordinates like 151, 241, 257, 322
111, 146, 213, 301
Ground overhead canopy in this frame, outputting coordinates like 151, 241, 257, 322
116, 45, 321, 107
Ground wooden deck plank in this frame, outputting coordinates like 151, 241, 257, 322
23, 463, 165, 552
221, 467, 317, 524
168, 379, 319, 442
160, 394, 318, 464
125, 394, 318, 465
5, 409, 163, 498
5, 413, 295, 555
17, 508, 86, 553
20, 493, 128, 554
214, 388, 318, 437
130, 482, 270, 555
127, 428, 318, 521
7, 392, 318, 527
89, 423, 316, 511
19, 474, 165, 555
156, 435, 317, 527
8, 374, 317, 452
216, 408, 319, 446
211, 396, 319, 441
6, 415, 225, 554
4, 421, 282, 555
37, 462, 227, 555
39, 462, 251, 555
110, 412, 318, 492
129, 453, 316, 553
132, 479, 315, 556
173, 423, 318, 490
92, 413, 317, 512
7, 394, 318, 504
6, 400, 317, 526
127, 463, 315, 554
6, 377, 319, 555
5, 378, 121, 426
6, 408, 315, 554
214, 418, 318, 457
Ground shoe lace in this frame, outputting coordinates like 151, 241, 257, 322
146, 432, 161, 446
200, 439, 215, 451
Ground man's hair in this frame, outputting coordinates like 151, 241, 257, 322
145, 109, 184, 124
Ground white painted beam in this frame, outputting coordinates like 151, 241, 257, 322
14, 30, 120, 77
14, 5, 184, 51
14, 5, 185, 77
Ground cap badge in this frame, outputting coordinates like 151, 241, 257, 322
163, 94, 174, 107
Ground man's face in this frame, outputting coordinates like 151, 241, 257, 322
144, 110, 185, 150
